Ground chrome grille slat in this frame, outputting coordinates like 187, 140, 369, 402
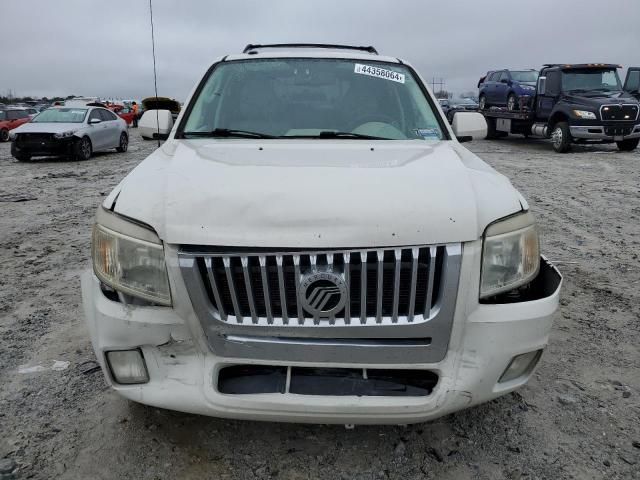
424, 246, 437, 318
376, 250, 384, 323
343, 252, 351, 324
205, 258, 226, 320
392, 249, 401, 322
258, 256, 273, 324
241, 256, 258, 323
223, 257, 242, 323
360, 251, 367, 325
190, 244, 456, 326
276, 255, 288, 325
408, 248, 419, 322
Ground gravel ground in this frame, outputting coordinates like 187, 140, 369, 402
0, 132, 639, 480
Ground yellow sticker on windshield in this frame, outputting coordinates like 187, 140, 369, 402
354, 64, 405, 84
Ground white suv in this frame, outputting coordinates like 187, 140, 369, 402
81, 44, 562, 424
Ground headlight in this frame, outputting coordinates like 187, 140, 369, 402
9, 131, 17, 140
92, 222, 171, 305
53, 130, 76, 139
480, 212, 540, 299
573, 110, 597, 120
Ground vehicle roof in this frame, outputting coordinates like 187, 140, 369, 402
543, 63, 621, 70
224, 49, 402, 64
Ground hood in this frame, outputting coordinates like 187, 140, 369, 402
12, 122, 84, 134
106, 139, 524, 248
562, 90, 639, 108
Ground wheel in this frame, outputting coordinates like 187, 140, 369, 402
74, 136, 92, 161
485, 117, 498, 139
551, 122, 572, 153
447, 111, 455, 124
0, 129, 9, 142
616, 138, 639, 151
479, 95, 487, 110
116, 132, 128, 152
14, 154, 31, 162
507, 94, 518, 111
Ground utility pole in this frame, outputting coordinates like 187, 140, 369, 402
430, 77, 445, 97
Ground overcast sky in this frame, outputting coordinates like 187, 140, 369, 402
3, 0, 639, 101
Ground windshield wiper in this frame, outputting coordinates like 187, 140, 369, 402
182, 128, 276, 139
286, 131, 392, 140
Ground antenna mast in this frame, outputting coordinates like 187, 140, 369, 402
149, 0, 161, 147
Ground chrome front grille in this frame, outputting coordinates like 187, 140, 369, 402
181, 244, 459, 327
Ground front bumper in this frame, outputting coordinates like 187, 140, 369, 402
11, 136, 75, 157
570, 123, 640, 140
81, 242, 562, 424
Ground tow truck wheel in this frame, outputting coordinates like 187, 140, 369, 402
551, 122, 572, 153
507, 94, 517, 111
485, 117, 497, 139
616, 138, 639, 151
0, 129, 9, 142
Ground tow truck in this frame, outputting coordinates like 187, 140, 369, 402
479, 64, 640, 153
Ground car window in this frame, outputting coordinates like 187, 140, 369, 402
99, 109, 116, 121
182, 58, 446, 141
0, 111, 6, 121
89, 109, 103, 122
511, 71, 538, 83
626, 70, 640, 92
7, 110, 27, 120
498, 71, 508, 82
32, 108, 88, 123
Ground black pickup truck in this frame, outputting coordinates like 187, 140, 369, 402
480, 64, 640, 153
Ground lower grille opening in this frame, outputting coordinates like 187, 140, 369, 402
217, 365, 438, 397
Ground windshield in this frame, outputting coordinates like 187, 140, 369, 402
32, 108, 88, 123
182, 58, 445, 141
511, 71, 538, 83
562, 69, 622, 92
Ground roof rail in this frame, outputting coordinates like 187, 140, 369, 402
243, 43, 378, 55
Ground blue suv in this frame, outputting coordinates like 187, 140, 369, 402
478, 69, 538, 111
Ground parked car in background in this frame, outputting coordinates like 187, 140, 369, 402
0, 109, 31, 142
10, 106, 129, 161
81, 43, 561, 425
445, 97, 480, 124
437, 98, 451, 117
141, 96, 181, 119
479, 69, 538, 111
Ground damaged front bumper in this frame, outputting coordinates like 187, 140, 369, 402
81, 242, 562, 424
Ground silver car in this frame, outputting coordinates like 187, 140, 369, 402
10, 106, 129, 162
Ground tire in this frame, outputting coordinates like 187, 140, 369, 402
0, 129, 9, 142
507, 94, 518, 111
447, 111, 455, 124
479, 95, 487, 110
116, 132, 128, 152
485, 117, 498, 139
73, 136, 92, 161
14, 154, 31, 162
551, 122, 572, 153
616, 138, 639, 151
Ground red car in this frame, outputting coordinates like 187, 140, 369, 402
0, 109, 31, 142
108, 104, 136, 126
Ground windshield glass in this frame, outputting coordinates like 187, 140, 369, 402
182, 58, 445, 140
32, 108, 88, 123
562, 69, 622, 92
511, 71, 538, 83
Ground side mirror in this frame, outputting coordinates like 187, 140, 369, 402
452, 112, 487, 142
537, 76, 546, 95
89, 118, 102, 125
